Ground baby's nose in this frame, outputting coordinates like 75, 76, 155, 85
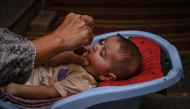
93, 44, 100, 51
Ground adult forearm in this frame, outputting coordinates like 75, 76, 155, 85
32, 34, 65, 68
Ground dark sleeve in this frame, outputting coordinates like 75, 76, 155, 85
0, 28, 36, 86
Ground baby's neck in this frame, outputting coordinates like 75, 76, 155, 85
82, 66, 100, 81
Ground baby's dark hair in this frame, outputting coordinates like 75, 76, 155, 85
110, 34, 142, 80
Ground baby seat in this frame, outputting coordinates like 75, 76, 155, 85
0, 30, 184, 109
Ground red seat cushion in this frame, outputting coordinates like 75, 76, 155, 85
98, 37, 163, 86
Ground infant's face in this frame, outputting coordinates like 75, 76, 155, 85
83, 35, 121, 79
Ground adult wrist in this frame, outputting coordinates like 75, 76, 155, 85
50, 33, 69, 52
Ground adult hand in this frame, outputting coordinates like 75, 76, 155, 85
52, 12, 94, 51
48, 47, 89, 67
32, 13, 94, 68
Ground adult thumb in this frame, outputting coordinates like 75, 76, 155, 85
71, 54, 90, 67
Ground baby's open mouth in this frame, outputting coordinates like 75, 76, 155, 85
83, 48, 90, 57
83, 52, 88, 57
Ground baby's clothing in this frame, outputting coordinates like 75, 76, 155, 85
26, 63, 98, 97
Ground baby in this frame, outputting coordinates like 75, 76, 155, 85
5, 34, 142, 99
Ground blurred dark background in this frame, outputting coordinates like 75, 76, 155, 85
0, 0, 190, 109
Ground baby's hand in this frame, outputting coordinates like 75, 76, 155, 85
5, 83, 19, 95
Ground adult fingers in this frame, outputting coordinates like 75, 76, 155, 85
78, 21, 94, 46
66, 13, 94, 30
66, 12, 75, 18
70, 54, 90, 66
86, 25, 94, 45
81, 15, 94, 30
74, 46, 89, 55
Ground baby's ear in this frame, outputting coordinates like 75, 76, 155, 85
99, 73, 116, 81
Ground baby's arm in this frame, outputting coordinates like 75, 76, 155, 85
6, 83, 61, 99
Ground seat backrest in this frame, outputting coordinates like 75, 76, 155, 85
48, 30, 184, 109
